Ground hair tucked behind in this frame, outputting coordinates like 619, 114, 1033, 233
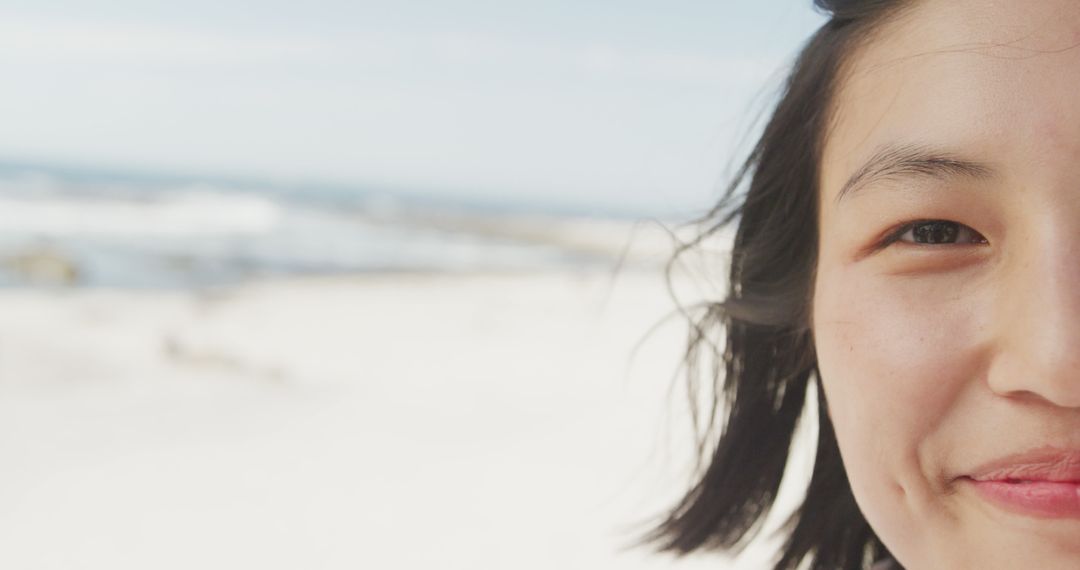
646, 2, 911, 569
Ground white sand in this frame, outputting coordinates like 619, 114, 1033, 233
0, 268, 809, 569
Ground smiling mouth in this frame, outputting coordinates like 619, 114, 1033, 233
962, 478, 1080, 518
962, 450, 1080, 519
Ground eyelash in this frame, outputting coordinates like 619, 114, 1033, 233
879, 219, 988, 249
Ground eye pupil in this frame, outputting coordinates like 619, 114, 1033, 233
913, 221, 958, 244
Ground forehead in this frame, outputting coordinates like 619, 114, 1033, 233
821, 0, 1080, 198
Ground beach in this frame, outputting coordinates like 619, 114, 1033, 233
0, 265, 808, 569
0, 172, 813, 568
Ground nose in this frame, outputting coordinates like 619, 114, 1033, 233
988, 220, 1080, 408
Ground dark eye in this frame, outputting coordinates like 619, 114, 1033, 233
896, 220, 987, 245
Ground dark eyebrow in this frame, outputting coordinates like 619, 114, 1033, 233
833, 142, 995, 205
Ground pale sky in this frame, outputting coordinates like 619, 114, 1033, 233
0, 1, 825, 215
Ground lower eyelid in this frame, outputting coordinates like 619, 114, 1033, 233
872, 246, 991, 276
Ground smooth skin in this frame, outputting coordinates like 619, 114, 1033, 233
813, 0, 1080, 568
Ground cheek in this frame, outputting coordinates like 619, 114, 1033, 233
812, 263, 989, 548
814, 276, 972, 441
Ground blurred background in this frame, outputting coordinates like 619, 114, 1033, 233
0, 1, 824, 568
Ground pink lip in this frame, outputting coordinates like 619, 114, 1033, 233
962, 449, 1080, 519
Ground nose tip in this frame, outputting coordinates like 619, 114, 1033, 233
987, 243, 1080, 408
988, 315, 1080, 408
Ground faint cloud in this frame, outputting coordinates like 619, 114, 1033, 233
0, 14, 780, 86
0, 17, 332, 66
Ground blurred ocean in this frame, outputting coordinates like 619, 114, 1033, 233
0, 162, 668, 288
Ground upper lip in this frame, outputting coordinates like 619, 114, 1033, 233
967, 448, 1080, 482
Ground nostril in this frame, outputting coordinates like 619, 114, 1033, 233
994, 385, 1080, 410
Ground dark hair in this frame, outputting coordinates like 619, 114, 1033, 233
648, 2, 912, 569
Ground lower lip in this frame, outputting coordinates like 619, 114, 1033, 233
965, 478, 1080, 518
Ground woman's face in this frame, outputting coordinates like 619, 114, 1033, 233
813, 0, 1080, 567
